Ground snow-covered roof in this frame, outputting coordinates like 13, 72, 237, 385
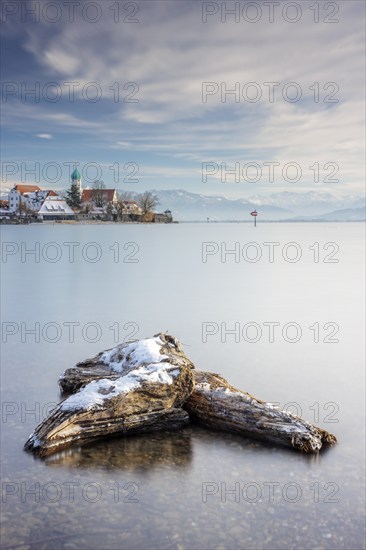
13, 184, 41, 195
38, 198, 75, 215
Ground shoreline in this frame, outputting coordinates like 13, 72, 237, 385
0, 219, 364, 225
0, 220, 178, 226
1, 217, 365, 226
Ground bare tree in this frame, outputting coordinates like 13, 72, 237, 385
117, 191, 134, 202
115, 192, 130, 219
18, 199, 34, 219
116, 199, 125, 220
137, 191, 159, 216
91, 180, 106, 208
106, 202, 114, 220
80, 202, 92, 215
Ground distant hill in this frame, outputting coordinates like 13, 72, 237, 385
125, 189, 365, 222
248, 191, 364, 216
147, 189, 290, 221
317, 207, 366, 221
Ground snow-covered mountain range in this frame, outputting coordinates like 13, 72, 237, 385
137, 189, 365, 222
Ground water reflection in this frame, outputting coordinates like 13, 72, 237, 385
43, 428, 194, 471
40, 425, 324, 471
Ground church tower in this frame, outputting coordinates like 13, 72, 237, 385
71, 166, 82, 193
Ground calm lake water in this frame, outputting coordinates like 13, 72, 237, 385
1, 222, 365, 550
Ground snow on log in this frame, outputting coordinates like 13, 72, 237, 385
59, 333, 194, 394
185, 371, 337, 453
24, 334, 194, 457
24, 334, 337, 457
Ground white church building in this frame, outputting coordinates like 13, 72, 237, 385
8, 184, 75, 220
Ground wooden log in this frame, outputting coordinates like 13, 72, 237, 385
184, 371, 337, 453
59, 332, 194, 394
24, 334, 194, 457
24, 333, 337, 456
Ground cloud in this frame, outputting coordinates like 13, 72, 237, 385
43, 50, 81, 75
2, 102, 100, 131
2, 1, 365, 196
35, 133, 52, 139
115, 141, 132, 149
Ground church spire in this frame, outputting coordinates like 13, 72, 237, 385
71, 165, 82, 192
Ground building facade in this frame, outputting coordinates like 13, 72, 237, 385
154, 210, 173, 223
81, 188, 118, 207
8, 185, 41, 212
7, 185, 75, 220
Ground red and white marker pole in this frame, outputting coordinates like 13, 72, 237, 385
250, 210, 258, 227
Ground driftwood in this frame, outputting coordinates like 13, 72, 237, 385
58, 333, 194, 394
185, 371, 336, 453
25, 334, 194, 457
24, 333, 336, 456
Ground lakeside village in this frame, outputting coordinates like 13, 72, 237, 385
0, 168, 173, 224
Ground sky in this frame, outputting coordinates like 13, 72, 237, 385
1, 0, 365, 199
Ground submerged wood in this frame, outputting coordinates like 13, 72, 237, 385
24, 334, 336, 457
185, 371, 337, 453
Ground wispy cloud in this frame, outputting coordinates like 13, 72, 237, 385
2, 0, 365, 197
35, 133, 52, 139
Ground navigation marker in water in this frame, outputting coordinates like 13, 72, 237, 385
250, 210, 258, 227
